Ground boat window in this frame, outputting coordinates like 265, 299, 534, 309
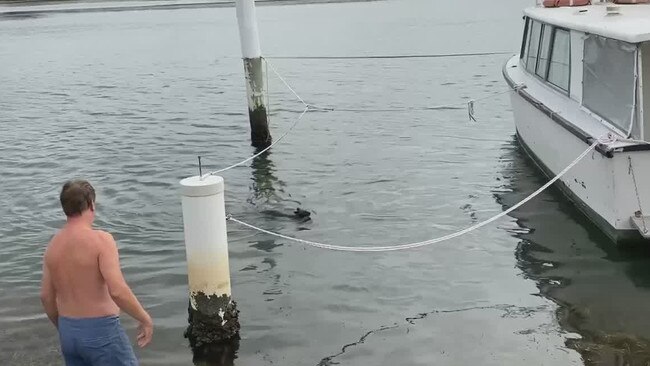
536, 25, 553, 78
520, 18, 530, 60
583, 35, 637, 133
526, 21, 542, 73
643, 43, 650, 141
547, 28, 571, 92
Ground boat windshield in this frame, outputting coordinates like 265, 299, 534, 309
582, 35, 637, 135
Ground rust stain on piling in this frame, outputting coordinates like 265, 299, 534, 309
185, 258, 239, 347
187, 258, 232, 297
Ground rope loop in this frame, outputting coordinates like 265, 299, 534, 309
228, 135, 620, 252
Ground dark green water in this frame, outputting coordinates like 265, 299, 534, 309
497, 139, 650, 366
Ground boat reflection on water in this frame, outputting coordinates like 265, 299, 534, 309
495, 136, 650, 365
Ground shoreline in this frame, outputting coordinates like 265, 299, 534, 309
0, 0, 380, 16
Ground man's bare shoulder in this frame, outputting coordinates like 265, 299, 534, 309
94, 230, 117, 249
44, 230, 64, 254
94, 229, 113, 240
48, 229, 65, 243
43, 233, 57, 263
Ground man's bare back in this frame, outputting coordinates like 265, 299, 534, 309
45, 226, 120, 318
41, 180, 152, 365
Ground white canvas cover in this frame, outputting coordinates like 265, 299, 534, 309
583, 35, 637, 134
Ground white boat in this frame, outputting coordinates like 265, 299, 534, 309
503, 1, 650, 243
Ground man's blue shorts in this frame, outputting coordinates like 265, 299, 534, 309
58, 315, 138, 366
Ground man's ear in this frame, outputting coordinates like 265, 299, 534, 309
90, 201, 96, 212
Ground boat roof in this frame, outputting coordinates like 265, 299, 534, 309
525, 4, 650, 44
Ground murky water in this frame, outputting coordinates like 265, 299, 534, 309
1, 0, 644, 365
497, 141, 650, 366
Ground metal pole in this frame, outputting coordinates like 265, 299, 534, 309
236, 0, 271, 148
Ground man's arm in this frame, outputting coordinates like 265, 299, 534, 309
98, 231, 153, 347
40, 260, 58, 328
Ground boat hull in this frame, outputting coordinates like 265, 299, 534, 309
509, 89, 648, 243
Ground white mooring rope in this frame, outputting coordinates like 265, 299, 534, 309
203, 106, 310, 177
264, 51, 514, 60
228, 137, 613, 252
266, 57, 522, 115
263, 57, 308, 107
201, 59, 523, 176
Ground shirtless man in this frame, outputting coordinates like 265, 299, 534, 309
41, 180, 153, 365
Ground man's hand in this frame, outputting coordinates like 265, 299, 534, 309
137, 315, 153, 348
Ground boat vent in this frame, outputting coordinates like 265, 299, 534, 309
606, 5, 622, 14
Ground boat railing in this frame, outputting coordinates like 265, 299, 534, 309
535, 0, 611, 7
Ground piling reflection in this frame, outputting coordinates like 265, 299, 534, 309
249, 149, 310, 222
248, 148, 308, 299
495, 136, 650, 365
248, 149, 286, 206
191, 338, 240, 366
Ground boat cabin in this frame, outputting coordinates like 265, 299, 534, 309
519, 3, 650, 141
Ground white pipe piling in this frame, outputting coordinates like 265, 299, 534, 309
236, 0, 271, 148
180, 175, 239, 346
